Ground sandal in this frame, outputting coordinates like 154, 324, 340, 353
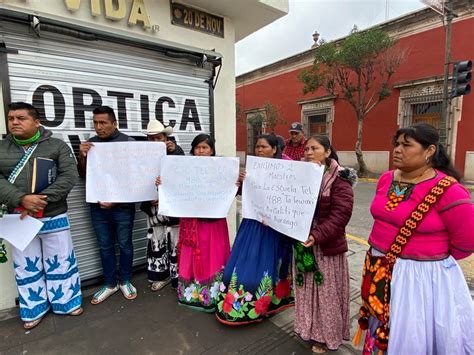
23, 317, 43, 330
91, 285, 119, 305
312, 344, 328, 353
69, 307, 83, 316
151, 279, 170, 292
119, 281, 137, 300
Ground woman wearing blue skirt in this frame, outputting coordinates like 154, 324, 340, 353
216, 134, 294, 325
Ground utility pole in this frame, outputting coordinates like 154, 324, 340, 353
440, 0, 453, 149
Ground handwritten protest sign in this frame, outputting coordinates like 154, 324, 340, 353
242, 156, 324, 242
86, 142, 166, 203
158, 156, 239, 218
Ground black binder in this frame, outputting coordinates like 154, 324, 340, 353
31, 157, 57, 193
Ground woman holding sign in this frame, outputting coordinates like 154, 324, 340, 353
216, 134, 294, 325
174, 134, 231, 312
294, 135, 356, 353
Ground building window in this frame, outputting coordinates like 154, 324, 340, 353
308, 114, 327, 135
299, 97, 334, 139
396, 80, 454, 148
411, 101, 441, 129
397, 78, 463, 158
246, 110, 265, 153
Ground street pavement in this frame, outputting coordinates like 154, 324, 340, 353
0, 182, 472, 355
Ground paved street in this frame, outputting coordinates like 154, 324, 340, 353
0, 181, 472, 355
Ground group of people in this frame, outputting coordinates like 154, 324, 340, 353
1, 102, 472, 354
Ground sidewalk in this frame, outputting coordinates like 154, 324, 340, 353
0, 238, 367, 355
2, 180, 472, 354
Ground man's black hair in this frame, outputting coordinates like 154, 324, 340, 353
8, 102, 40, 120
92, 106, 116, 122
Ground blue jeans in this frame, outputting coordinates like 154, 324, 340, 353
90, 204, 135, 286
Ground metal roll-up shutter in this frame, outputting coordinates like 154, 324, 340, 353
1, 19, 213, 281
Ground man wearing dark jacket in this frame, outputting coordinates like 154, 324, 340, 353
78, 106, 137, 305
0, 102, 82, 329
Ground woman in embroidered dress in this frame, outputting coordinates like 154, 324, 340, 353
355, 123, 474, 355
216, 134, 294, 325
157, 134, 231, 312
294, 135, 355, 353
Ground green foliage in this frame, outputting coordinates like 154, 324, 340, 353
237, 102, 287, 133
263, 102, 287, 131
299, 26, 407, 176
247, 112, 265, 126
300, 27, 400, 105
337, 28, 394, 70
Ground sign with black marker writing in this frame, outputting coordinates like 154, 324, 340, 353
242, 156, 324, 242
86, 142, 166, 203
158, 156, 239, 218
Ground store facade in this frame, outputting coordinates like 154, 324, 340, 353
0, 0, 288, 310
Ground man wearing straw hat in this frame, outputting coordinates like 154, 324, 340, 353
141, 120, 183, 292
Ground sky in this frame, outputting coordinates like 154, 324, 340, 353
235, 0, 427, 75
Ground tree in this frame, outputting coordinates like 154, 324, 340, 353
237, 102, 286, 133
299, 27, 407, 176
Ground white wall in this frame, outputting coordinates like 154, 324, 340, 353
0, 243, 17, 310
464, 152, 474, 182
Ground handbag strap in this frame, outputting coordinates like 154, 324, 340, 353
385, 175, 456, 264
7, 144, 38, 184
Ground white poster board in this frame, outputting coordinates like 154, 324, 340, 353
86, 142, 166, 203
242, 156, 324, 242
158, 156, 239, 218
0, 215, 44, 251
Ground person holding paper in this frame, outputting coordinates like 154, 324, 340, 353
78, 106, 138, 304
145, 119, 184, 156
216, 134, 294, 325
0, 102, 82, 329
157, 134, 231, 312
141, 120, 183, 292
293, 135, 356, 353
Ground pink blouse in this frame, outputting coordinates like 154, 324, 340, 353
368, 170, 474, 261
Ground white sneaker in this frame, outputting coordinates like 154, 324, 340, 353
91, 285, 119, 305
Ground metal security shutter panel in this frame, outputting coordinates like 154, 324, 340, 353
2, 20, 212, 280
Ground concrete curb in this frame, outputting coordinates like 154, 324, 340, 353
357, 178, 378, 183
